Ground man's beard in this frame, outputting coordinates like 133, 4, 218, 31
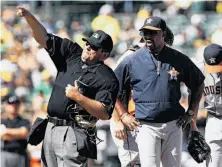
146, 41, 156, 52
83, 59, 92, 66
84, 59, 98, 66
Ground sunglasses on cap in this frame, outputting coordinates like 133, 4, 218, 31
86, 42, 99, 51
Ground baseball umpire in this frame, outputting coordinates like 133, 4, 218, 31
17, 6, 119, 167
114, 16, 205, 167
196, 44, 222, 167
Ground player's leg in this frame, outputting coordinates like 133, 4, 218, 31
205, 116, 222, 167
161, 120, 182, 167
110, 120, 140, 167
120, 129, 140, 167
136, 121, 162, 167
206, 141, 222, 167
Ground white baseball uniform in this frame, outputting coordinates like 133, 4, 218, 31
198, 60, 222, 167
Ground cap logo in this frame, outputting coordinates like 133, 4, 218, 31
93, 33, 100, 39
146, 18, 153, 24
209, 57, 216, 64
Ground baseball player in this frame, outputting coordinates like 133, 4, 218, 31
110, 45, 141, 167
197, 44, 222, 167
114, 16, 205, 167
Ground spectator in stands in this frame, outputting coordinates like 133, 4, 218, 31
91, 4, 121, 45
1, 95, 31, 167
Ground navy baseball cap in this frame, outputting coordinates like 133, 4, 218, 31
82, 30, 113, 53
7, 96, 20, 105
139, 16, 166, 31
204, 44, 222, 73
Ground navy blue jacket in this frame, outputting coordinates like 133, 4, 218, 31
115, 46, 204, 123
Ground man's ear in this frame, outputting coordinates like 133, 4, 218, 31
163, 31, 166, 38
101, 52, 110, 61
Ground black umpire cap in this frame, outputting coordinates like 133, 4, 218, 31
82, 30, 113, 53
204, 44, 222, 73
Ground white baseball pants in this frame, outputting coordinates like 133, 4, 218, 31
136, 120, 182, 167
110, 120, 140, 167
205, 115, 222, 167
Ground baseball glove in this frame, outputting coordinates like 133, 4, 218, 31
187, 131, 211, 163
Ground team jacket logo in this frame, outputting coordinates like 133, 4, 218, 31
168, 67, 179, 81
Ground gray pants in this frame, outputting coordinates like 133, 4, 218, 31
41, 122, 87, 167
1, 151, 29, 167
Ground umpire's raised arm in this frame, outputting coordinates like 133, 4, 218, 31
16, 6, 48, 48
17, 6, 79, 70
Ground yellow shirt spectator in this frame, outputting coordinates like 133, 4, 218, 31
91, 5, 120, 45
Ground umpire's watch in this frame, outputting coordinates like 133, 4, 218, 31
187, 110, 194, 116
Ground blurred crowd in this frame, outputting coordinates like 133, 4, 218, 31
1, 1, 222, 167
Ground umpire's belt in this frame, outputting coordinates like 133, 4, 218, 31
48, 116, 75, 126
